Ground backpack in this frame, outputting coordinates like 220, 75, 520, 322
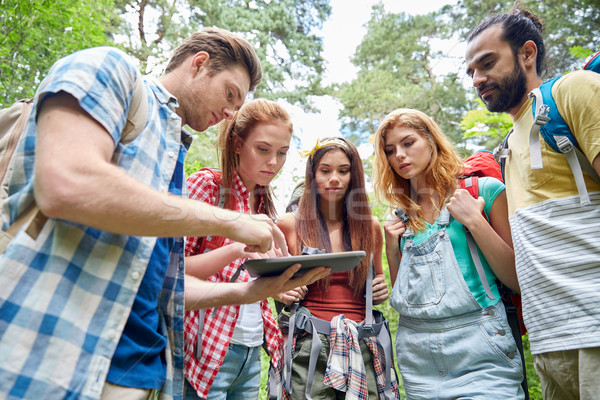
0, 99, 33, 200
285, 180, 305, 213
495, 51, 600, 206
460, 150, 529, 398
0, 70, 148, 254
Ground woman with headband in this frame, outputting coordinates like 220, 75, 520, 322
276, 137, 400, 400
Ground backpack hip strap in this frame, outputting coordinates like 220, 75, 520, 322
282, 303, 329, 396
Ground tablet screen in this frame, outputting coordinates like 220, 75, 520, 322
243, 250, 366, 277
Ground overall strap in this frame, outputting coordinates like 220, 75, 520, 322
437, 207, 451, 227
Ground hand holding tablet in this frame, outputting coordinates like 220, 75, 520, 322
243, 250, 366, 277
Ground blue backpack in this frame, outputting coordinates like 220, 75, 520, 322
495, 51, 600, 205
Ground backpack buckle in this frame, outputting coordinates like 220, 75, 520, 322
533, 113, 550, 127
555, 135, 574, 154
493, 144, 510, 162
528, 91, 551, 118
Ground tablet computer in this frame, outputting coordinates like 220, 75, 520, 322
243, 250, 366, 278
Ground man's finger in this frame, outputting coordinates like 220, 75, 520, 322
271, 224, 289, 257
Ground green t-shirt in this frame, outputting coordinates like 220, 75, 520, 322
400, 177, 506, 308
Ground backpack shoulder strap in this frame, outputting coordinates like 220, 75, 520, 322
194, 168, 226, 254
0, 99, 33, 185
458, 177, 496, 301
205, 168, 225, 208
529, 75, 600, 206
459, 175, 479, 200
120, 70, 148, 143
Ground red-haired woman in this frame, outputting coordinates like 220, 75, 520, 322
373, 108, 524, 399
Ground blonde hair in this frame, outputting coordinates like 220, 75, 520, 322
217, 98, 292, 217
373, 108, 464, 232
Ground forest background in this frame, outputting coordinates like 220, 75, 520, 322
2, 0, 599, 399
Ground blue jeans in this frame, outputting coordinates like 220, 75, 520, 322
185, 343, 262, 400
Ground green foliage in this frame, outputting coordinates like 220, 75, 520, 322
115, 0, 331, 110
334, 5, 472, 149
0, 0, 121, 106
184, 126, 220, 176
448, 0, 600, 79
569, 46, 595, 61
460, 99, 513, 150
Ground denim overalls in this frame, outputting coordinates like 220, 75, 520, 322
390, 208, 524, 400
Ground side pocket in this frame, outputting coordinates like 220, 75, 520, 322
479, 317, 522, 369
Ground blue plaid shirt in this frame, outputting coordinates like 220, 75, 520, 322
0, 47, 190, 399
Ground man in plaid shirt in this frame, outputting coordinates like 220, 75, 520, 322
0, 29, 322, 400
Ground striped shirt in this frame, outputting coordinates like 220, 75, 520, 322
0, 47, 190, 399
505, 71, 600, 354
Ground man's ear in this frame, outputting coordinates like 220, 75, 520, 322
520, 40, 538, 69
191, 51, 210, 75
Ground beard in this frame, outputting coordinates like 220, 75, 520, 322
479, 57, 527, 113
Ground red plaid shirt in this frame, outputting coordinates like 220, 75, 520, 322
184, 169, 283, 398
